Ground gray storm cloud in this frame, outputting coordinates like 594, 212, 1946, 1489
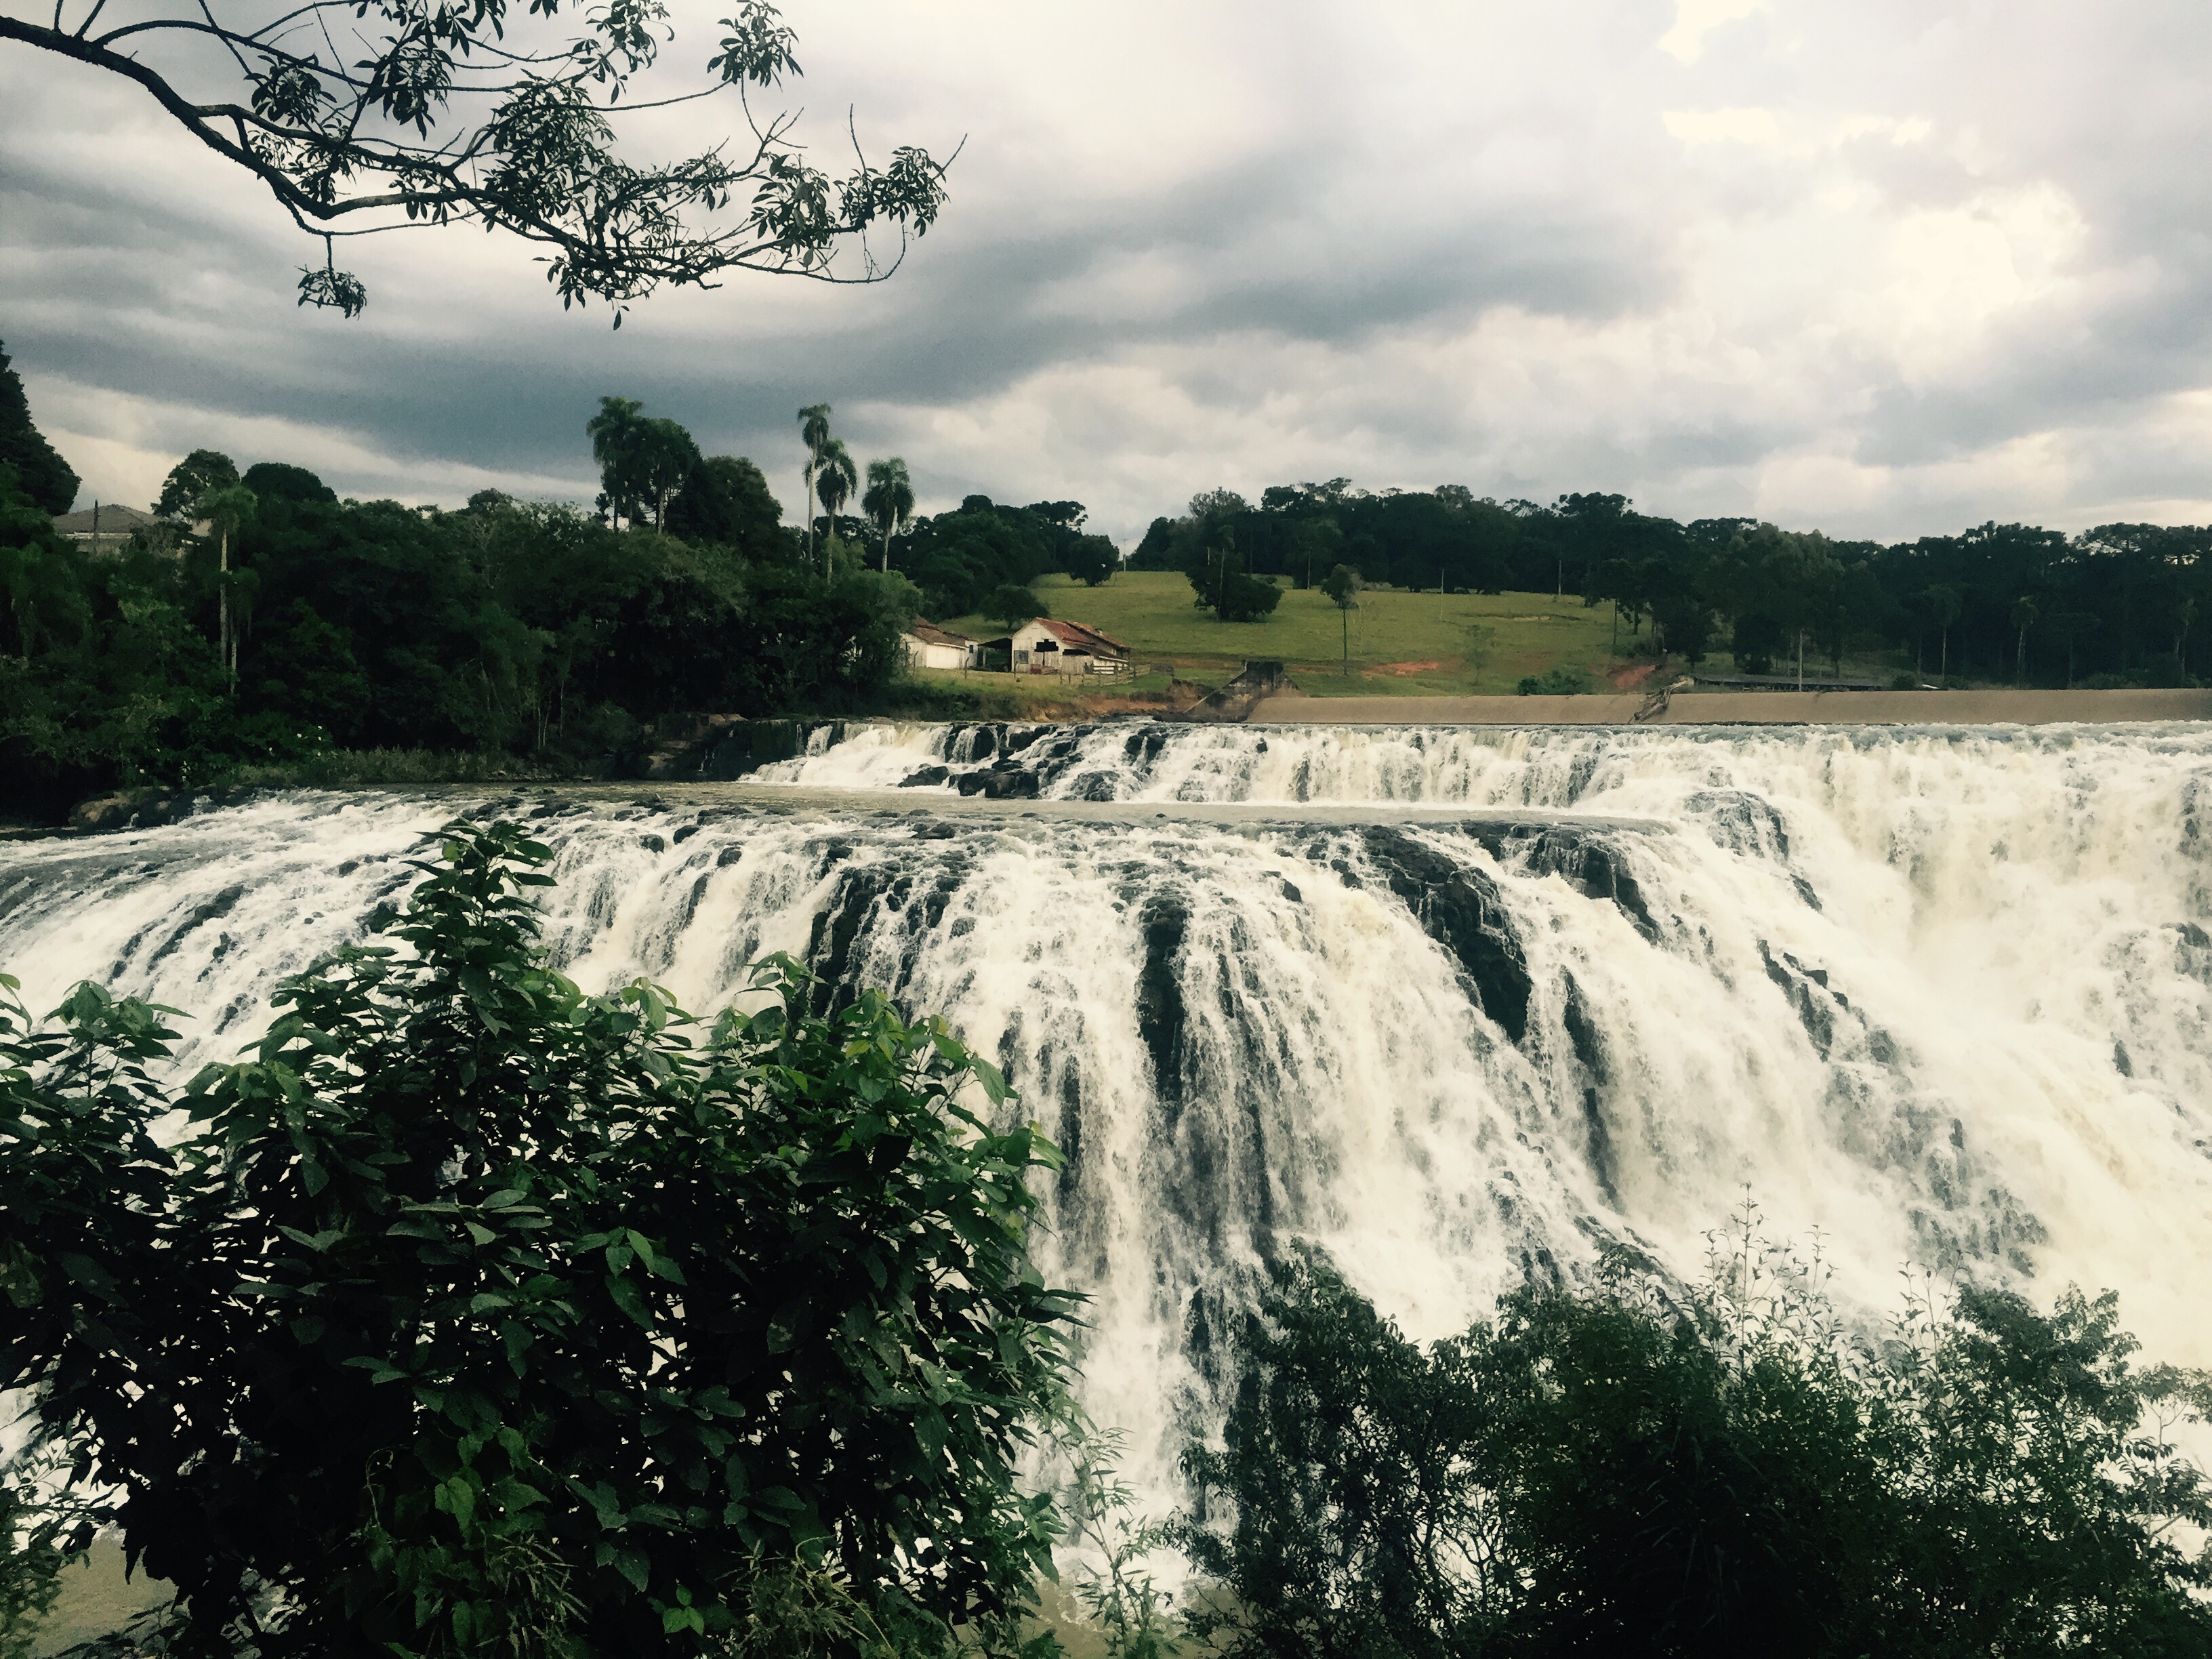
5, 0, 2211, 543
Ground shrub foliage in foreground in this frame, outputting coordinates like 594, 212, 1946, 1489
1179, 1235, 2212, 1659
0, 822, 1078, 1658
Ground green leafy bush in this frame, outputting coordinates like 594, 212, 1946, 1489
0, 1475, 85, 1659
1514, 665, 1592, 696
1179, 1223, 2212, 1658
0, 822, 1078, 1658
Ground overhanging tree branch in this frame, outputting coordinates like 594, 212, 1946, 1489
1, 0, 954, 322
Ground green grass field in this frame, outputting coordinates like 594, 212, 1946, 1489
934, 572, 1639, 696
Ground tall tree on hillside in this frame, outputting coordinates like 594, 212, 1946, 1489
0, 4, 953, 321
1064, 533, 1119, 586
1322, 564, 1362, 674
0, 342, 78, 515
862, 457, 916, 571
797, 404, 834, 562
586, 398, 648, 527
816, 439, 858, 571
200, 483, 258, 685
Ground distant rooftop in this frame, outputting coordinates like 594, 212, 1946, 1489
908, 620, 977, 648
52, 502, 162, 537
1037, 617, 1130, 655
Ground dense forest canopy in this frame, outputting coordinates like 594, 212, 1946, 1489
1132, 482, 2212, 684
0, 373, 937, 817
0, 371, 1134, 820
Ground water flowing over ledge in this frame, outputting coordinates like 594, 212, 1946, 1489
5, 718, 2210, 1507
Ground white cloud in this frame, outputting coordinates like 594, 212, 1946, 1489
7, 0, 2212, 544
1663, 107, 1784, 146
1658, 0, 1771, 63
23, 375, 590, 511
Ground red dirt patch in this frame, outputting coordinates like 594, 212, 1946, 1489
1609, 661, 1659, 689
1374, 659, 1448, 676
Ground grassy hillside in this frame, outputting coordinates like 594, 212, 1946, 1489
933, 572, 1641, 696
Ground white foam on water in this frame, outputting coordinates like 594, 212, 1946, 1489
5, 720, 2209, 1509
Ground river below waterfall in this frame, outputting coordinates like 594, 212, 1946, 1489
5, 718, 2210, 1504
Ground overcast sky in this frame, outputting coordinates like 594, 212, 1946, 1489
5, 0, 2212, 546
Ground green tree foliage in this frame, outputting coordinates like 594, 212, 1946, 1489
1319, 564, 1361, 672
0, 465, 85, 664
0, 1440, 109, 1659
1919, 583, 1965, 680
815, 440, 859, 554
1063, 534, 1119, 588
1127, 479, 2212, 684
0, 822, 1079, 1657
0, 342, 77, 516
863, 458, 916, 573
984, 583, 1044, 631
1059, 1427, 1181, 1659
200, 483, 259, 683
636, 422, 705, 532
1185, 514, 1283, 624
667, 456, 787, 563
1130, 518, 1176, 570
2012, 594, 2041, 682
893, 498, 1099, 621
798, 405, 836, 565
588, 400, 701, 530
1179, 1231, 2212, 1659
0, 451, 912, 821
156, 449, 241, 521
0, 3, 951, 321
243, 462, 338, 506
1515, 665, 1591, 695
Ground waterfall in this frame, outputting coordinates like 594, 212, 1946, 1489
5, 718, 2210, 1507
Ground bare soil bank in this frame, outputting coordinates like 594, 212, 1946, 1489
1250, 687, 2212, 725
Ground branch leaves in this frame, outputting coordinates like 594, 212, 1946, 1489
10, 0, 952, 318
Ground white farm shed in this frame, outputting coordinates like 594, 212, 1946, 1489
903, 621, 981, 671
1004, 617, 1132, 674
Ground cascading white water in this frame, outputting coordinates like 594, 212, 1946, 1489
5, 719, 2210, 1508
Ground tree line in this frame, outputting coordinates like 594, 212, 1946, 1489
4, 827, 2208, 1656
0, 361, 1118, 821
1135, 483, 2211, 685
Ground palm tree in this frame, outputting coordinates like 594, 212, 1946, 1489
815, 438, 857, 573
862, 457, 915, 571
796, 403, 834, 560
200, 483, 258, 686
587, 396, 647, 527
